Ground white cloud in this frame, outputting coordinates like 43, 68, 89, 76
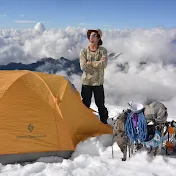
15, 20, 37, 24
0, 26, 176, 118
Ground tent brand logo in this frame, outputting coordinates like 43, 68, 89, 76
28, 123, 34, 132
16, 134, 47, 139
16, 123, 47, 139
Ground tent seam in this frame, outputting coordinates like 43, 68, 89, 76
30, 71, 61, 148
30, 71, 74, 150
0, 70, 30, 102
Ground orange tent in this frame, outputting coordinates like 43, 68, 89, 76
0, 70, 112, 164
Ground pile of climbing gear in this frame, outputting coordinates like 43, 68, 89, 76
112, 100, 176, 161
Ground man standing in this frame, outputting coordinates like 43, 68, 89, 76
79, 29, 109, 124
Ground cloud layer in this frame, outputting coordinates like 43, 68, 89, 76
15, 20, 37, 24
0, 27, 176, 65
0, 26, 176, 118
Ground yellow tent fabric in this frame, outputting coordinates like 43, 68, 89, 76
0, 70, 112, 164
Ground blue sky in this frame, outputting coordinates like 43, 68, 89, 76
0, 0, 175, 29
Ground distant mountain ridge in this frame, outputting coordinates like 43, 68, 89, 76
0, 52, 163, 75
0, 57, 82, 75
0, 53, 122, 75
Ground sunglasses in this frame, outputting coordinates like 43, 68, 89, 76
90, 33, 99, 38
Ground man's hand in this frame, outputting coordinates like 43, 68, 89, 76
100, 57, 106, 62
87, 61, 92, 65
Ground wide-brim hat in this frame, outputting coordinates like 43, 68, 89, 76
128, 101, 144, 113
87, 29, 103, 45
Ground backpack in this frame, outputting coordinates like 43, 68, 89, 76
144, 101, 168, 124
113, 111, 128, 153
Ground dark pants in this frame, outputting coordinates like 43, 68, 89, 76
81, 85, 108, 124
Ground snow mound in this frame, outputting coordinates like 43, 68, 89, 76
34, 22, 45, 33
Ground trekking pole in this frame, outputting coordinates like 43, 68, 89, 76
128, 141, 131, 158
112, 134, 115, 159
112, 144, 114, 159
